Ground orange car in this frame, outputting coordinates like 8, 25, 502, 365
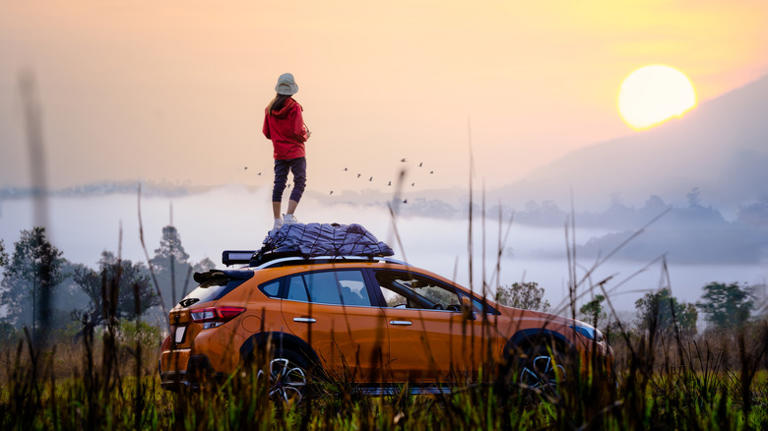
160, 254, 611, 399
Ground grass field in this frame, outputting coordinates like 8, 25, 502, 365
1, 315, 767, 431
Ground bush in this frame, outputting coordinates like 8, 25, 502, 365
495, 282, 551, 311
117, 320, 163, 368
118, 320, 162, 349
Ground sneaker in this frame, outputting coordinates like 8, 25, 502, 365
272, 218, 283, 231
283, 213, 299, 225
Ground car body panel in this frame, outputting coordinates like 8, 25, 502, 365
381, 307, 504, 380
161, 348, 191, 373
279, 299, 388, 381
159, 260, 611, 388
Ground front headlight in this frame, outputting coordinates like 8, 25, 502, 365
571, 324, 604, 342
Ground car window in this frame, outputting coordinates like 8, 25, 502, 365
284, 270, 372, 306
374, 271, 461, 311
180, 271, 253, 307
409, 280, 460, 309
286, 276, 310, 302
380, 285, 408, 307
456, 290, 488, 313
260, 280, 280, 297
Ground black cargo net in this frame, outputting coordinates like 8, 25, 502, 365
253, 223, 394, 264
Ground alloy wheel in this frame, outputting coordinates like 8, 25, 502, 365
519, 354, 566, 390
257, 357, 307, 403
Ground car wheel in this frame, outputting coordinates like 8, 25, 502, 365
516, 343, 569, 395
257, 350, 309, 404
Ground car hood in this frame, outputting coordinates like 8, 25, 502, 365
496, 304, 596, 330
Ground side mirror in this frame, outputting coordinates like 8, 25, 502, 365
461, 296, 476, 321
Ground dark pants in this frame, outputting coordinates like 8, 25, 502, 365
273, 157, 306, 203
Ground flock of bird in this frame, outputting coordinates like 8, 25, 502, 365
244, 157, 436, 203
332, 158, 436, 203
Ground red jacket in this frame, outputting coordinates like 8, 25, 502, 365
262, 98, 308, 160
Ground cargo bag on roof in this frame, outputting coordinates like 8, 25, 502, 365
253, 223, 394, 263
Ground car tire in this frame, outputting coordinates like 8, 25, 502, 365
518, 343, 568, 391
502, 339, 572, 400
256, 348, 312, 404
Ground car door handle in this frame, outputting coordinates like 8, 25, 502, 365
389, 320, 412, 326
293, 317, 317, 323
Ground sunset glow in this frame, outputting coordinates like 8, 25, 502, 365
1, 1, 766, 189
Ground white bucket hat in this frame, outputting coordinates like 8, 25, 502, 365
275, 73, 299, 95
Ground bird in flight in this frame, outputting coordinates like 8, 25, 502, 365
244, 166, 248, 170
329, 190, 334, 195
403, 199, 408, 204
418, 162, 423, 167
400, 158, 406, 162
387, 181, 392, 186
429, 170, 434, 174
411, 182, 415, 187
258, 172, 262, 176
369, 176, 373, 182
357, 173, 361, 178
344, 167, 348, 171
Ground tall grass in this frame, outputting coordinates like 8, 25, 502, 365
1, 320, 767, 430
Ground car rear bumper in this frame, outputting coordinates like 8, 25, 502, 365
161, 348, 192, 373
160, 352, 223, 390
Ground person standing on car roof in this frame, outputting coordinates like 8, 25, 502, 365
263, 73, 310, 231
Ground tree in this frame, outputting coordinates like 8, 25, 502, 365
686, 187, 702, 208
580, 294, 606, 325
496, 282, 551, 311
73, 251, 159, 326
696, 282, 755, 329
0, 227, 66, 330
154, 225, 190, 263
0, 320, 15, 343
0, 238, 7, 332
148, 225, 218, 307
193, 257, 216, 273
0, 239, 8, 268
635, 288, 697, 335
643, 195, 667, 211
150, 225, 190, 308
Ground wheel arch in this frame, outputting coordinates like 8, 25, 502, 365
503, 328, 573, 360
240, 331, 322, 367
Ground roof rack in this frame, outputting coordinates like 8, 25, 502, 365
254, 255, 407, 269
221, 250, 257, 267
220, 250, 405, 269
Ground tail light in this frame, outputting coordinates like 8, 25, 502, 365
190, 306, 246, 328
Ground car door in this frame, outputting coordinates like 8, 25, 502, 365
371, 269, 495, 382
278, 268, 389, 382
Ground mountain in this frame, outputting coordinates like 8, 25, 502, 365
495, 75, 768, 209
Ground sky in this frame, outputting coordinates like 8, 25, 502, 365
1, 0, 767, 192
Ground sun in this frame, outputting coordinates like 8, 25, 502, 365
618, 65, 697, 130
